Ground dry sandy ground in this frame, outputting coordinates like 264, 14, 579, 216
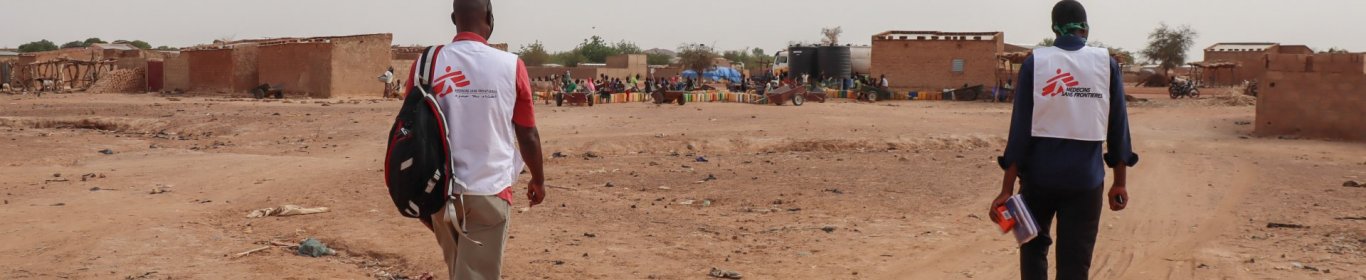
0, 90, 1362, 280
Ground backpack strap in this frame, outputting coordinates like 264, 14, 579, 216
416, 45, 445, 89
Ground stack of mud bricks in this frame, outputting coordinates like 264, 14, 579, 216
1257, 53, 1366, 141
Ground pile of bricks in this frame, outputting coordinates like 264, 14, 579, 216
87, 69, 146, 93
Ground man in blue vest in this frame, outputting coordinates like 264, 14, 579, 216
990, 1, 1139, 279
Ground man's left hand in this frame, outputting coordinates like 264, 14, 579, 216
1108, 185, 1128, 211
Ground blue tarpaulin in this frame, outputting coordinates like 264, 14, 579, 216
681, 67, 743, 83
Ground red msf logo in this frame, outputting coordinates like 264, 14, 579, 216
1042, 69, 1079, 96
432, 66, 471, 96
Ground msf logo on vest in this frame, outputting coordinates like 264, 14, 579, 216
1042, 69, 1103, 98
432, 66, 471, 97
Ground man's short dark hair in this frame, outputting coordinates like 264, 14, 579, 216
452, 0, 492, 26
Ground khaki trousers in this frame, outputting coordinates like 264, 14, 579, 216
431, 195, 510, 280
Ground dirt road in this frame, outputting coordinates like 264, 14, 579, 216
0, 92, 1361, 279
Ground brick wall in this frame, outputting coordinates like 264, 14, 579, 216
183, 46, 259, 93
231, 44, 260, 92
871, 35, 1004, 92
184, 49, 235, 93
1256, 53, 1366, 141
327, 34, 392, 98
163, 54, 189, 91
1203, 51, 1267, 86
257, 42, 333, 97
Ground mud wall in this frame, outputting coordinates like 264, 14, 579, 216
163, 54, 189, 91
184, 49, 235, 93
1256, 53, 1366, 141
327, 34, 392, 98
257, 42, 332, 98
871, 34, 1004, 92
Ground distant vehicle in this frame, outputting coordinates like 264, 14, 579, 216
771, 46, 870, 78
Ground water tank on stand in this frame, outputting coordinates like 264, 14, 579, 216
787, 46, 819, 81
817, 46, 852, 80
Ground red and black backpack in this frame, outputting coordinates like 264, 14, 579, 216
383, 46, 465, 219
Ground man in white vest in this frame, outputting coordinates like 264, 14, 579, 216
989, 1, 1139, 279
401, 0, 547, 279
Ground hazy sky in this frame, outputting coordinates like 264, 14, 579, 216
3, 0, 1363, 61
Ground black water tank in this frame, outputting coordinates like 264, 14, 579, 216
817, 46, 852, 80
787, 46, 819, 80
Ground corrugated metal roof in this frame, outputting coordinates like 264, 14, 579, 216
0, 50, 20, 56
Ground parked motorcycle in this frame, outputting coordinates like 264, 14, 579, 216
1169, 79, 1200, 99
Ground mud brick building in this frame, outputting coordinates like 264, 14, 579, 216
1201, 43, 1314, 86
870, 31, 1005, 92
180, 43, 260, 93
168, 34, 392, 98
1256, 52, 1366, 141
256, 33, 392, 98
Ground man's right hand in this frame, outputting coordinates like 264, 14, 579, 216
527, 178, 546, 207
988, 192, 1012, 223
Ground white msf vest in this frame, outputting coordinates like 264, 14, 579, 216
1030, 46, 1111, 141
431, 41, 522, 196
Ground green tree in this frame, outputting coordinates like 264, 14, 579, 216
612, 40, 642, 54
574, 35, 615, 63
18, 40, 59, 52
82, 37, 107, 46
723, 49, 754, 67
1140, 23, 1198, 72
678, 43, 718, 72
61, 41, 86, 49
646, 52, 673, 66
516, 41, 551, 66
128, 40, 153, 49
1322, 47, 1351, 54
551, 51, 586, 67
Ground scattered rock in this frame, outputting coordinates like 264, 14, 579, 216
821, 225, 837, 233
551, 152, 567, 158
583, 151, 600, 159
695, 156, 709, 163
296, 238, 335, 257
604, 182, 615, 188
89, 187, 101, 192
150, 185, 172, 194
1266, 222, 1307, 229
583, 232, 597, 238
52, 173, 61, 178
823, 188, 845, 194
51, 203, 66, 206
709, 267, 743, 279
1234, 120, 1252, 126
701, 174, 718, 182
99, 149, 115, 155
1344, 180, 1363, 188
